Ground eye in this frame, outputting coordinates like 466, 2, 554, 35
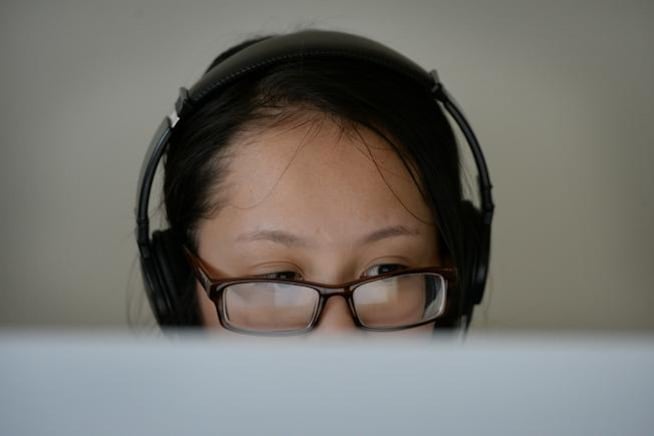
258, 271, 303, 281
362, 263, 406, 278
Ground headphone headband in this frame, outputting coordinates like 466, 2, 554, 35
136, 29, 494, 325
188, 30, 432, 110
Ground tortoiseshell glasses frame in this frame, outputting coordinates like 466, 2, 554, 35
184, 247, 458, 336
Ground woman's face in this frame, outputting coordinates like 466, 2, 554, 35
195, 115, 442, 337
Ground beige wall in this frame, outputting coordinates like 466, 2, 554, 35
1, 0, 652, 330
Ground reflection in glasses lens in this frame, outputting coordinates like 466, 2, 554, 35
220, 273, 446, 334
223, 283, 320, 333
352, 273, 445, 328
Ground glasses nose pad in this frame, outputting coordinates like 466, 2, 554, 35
314, 295, 358, 334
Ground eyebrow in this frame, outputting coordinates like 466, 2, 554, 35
236, 229, 310, 247
235, 225, 420, 247
359, 225, 420, 244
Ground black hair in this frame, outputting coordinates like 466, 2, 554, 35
162, 31, 468, 327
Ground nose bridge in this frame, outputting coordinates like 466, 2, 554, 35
315, 288, 357, 332
319, 285, 350, 297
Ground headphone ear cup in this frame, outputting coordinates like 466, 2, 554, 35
459, 200, 485, 312
139, 241, 173, 327
150, 229, 196, 326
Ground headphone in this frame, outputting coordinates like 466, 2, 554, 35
136, 30, 495, 329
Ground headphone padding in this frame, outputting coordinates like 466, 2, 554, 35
459, 200, 485, 312
150, 229, 188, 326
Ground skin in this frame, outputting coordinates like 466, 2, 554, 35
194, 114, 442, 337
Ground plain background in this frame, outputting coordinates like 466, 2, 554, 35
1, 0, 652, 330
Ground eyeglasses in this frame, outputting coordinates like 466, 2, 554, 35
184, 248, 457, 335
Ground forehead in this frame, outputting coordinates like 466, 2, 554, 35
199, 116, 434, 247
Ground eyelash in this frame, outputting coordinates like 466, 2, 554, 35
362, 263, 406, 277
260, 263, 407, 281
259, 271, 301, 280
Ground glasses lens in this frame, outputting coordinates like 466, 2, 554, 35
222, 282, 320, 333
352, 273, 446, 328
